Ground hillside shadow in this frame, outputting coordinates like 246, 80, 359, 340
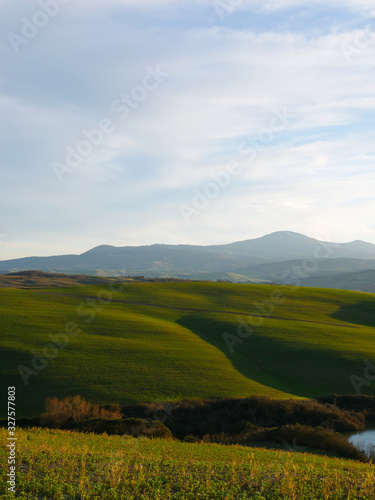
177, 315, 372, 398
331, 301, 375, 328
0, 348, 113, 418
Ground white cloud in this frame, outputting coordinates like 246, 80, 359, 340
1, 0, 375, 259
236, 0, 375, 14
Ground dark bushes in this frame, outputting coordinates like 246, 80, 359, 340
0, 417, 40, 428
183, 435, 201, 443
202, 424, 367, 462
38, 396, 173, 439
35, 395, 370, 461
73, 417, 173, 439
122, 396, 365, 439
317, 395, 375, 421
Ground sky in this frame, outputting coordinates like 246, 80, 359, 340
1, 0, 375, 259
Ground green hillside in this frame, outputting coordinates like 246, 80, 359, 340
301, 269, 375, 293
1, 281, 375, 417
1, 427, 374, 499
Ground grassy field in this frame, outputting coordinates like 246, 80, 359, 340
1, 281, 375, 417
1, 427, 374, 499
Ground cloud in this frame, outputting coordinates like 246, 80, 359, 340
1, 0, 375, 259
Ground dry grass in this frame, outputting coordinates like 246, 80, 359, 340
40, 395, 121, 428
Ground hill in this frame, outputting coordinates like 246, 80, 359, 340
1, 280, 375, 417
1, 232, 375, 289
300, 269, 375, 293
238, 258, 375, 283
1, 427, 374, 499
0, 270, 188, 289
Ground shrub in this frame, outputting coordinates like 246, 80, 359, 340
205, 424, 368, 462
183, 435, 201, 443
317, 395, 375, 422
0, 417, 40, 428
235, 420, 256, 434
122, 396, 365, 439
40, 395, 121, 428
74, 417, 173, 439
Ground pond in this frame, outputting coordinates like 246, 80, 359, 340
349, 428, 375, 458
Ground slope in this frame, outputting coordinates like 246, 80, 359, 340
1, 427, 374, 499
1, 281, 375, 417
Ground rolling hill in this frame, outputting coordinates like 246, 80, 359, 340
1, 280, 375, 417
238, 258, 375, 282
300, 269, 375, 293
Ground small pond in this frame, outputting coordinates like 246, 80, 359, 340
349, 428, 375, 458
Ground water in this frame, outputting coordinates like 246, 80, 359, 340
349, 429, 375, 458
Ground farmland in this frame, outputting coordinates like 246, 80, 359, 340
1, 427, 375, 499
1, 280, 375, 417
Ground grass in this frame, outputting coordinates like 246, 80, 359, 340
1, 427, 374, 499
1, 281, 375, 417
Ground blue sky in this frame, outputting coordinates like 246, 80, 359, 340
1, 0, 375, 259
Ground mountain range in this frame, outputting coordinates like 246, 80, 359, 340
1, 231, 375, 292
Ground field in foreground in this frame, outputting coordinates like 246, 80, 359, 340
1, 280, 375, 416
1, 427, 374, 499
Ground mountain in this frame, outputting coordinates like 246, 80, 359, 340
0, 244, 267, 275
1, 232, 375, 288
213, 231, 375, 260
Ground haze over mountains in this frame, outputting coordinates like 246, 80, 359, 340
1, 231, 375, 292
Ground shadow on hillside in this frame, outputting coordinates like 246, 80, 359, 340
177, 315, 371, 398
0, 347, 110, 418
331, 301, 375, 328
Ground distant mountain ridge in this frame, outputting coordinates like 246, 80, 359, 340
1, 232, 375, 292
218, 231, 375, 260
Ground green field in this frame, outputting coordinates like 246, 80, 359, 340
1, 281, 375, 417
1, 427, 374, 499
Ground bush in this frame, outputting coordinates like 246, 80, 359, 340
100, 403, 122, 413
204, 424, 368, 462
183, 435, 201, 443
0, 417, 40, 428
122, 396, 365, 439
235, 420, 256, 434
74, 417, 173, 439
40, 396, 121, 428
317, 395, 375, 421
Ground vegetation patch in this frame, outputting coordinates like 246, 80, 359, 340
122, 395, 366, 439
201, 424, 368, 462
1, 427, 374, 499
317, 395, 375, 422
74, 417, 173, 439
